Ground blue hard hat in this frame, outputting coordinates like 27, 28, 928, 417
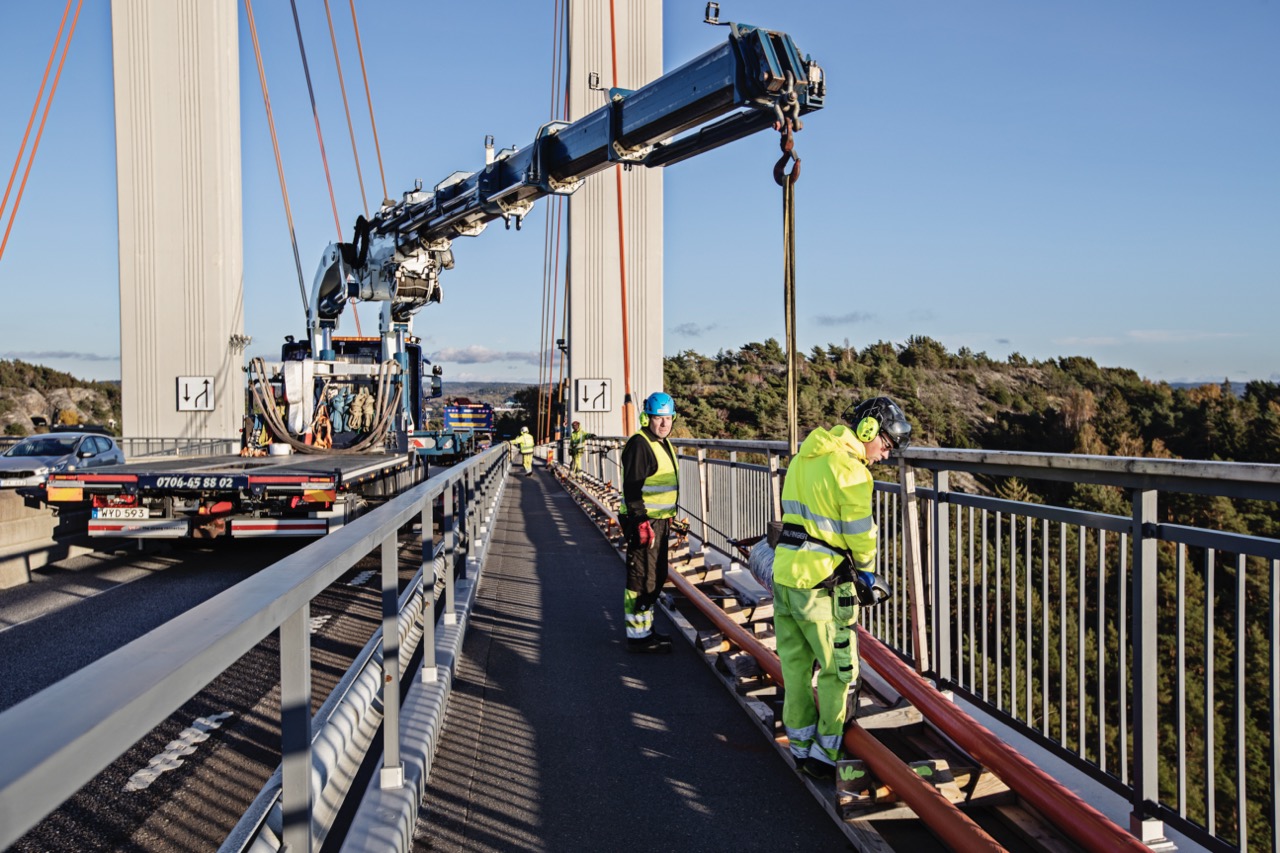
643, 392, 676, 417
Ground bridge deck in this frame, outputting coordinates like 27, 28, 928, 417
410, 468, 850, 851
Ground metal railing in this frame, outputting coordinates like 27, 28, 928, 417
618, 436, 1280, 853
119, 436, 241, 458
0, 445, 508, 852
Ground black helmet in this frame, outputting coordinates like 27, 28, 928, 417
845, 396, 912, 450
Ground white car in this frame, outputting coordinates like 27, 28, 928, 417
0, 432, 126, 488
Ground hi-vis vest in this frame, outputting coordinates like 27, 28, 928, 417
772, 425, 877, 589
620, 431, 679, 519
570, 428, 587, 451
513, 433, 534, 455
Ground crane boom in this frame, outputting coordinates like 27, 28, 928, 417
308, 18, 824, 351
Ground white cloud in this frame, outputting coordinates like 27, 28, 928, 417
815, 311, 874, 327
430, 345, 540, 365
3, 350, 119, 363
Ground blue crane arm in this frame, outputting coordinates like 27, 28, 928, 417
309, 19, 824, 343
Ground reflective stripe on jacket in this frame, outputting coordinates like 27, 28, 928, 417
619, 429, 679, 519
772, 424, 877, 589
570, 428, 588, 451
512, 434, 534, 454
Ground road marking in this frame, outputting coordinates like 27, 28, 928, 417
347, 570, 375, 586
123, 711, 234, 792
310, 614, 332, 633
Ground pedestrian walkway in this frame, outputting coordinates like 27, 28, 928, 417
412, 466, 851, 852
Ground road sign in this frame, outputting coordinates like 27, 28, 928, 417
575, 378, 612, 413
176, 376, 215, 412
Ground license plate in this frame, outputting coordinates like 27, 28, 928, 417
0, 479, 25, 488
94, 507, 150, 520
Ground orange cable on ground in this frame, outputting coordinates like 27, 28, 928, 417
321, 0, 369, 219
347, 0, 389, 205
608, 0, 635, 437
0, 0, 82, 266
243, 0, 311, 321
0, 0, 71, 233
286, 0, 361, 336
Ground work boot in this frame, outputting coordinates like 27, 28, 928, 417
627, 634, 673, 654
801, 757, 836, 781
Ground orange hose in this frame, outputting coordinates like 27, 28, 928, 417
857, 628, 1151, 853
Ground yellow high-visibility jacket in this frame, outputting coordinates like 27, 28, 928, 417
511, 433, 534, 455
772, 424, 876, 589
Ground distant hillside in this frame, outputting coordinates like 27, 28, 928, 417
0, 360, 122, 437
434, 382, 528, 409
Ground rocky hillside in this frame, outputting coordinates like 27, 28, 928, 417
0, 360, 121, 437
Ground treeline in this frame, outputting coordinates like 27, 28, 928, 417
663, 337, 1280, 535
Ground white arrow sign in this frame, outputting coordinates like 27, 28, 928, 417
176, 376, 215, 412
575, 378, 612, 413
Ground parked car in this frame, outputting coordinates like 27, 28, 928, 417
0, 432, 126, 488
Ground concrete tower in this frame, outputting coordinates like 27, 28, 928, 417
566, 0, 663, 439
111, 0, 245, 439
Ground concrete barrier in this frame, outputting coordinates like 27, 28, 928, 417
0, 491, 91, 588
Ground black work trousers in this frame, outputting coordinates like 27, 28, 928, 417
625, 516, 671, 610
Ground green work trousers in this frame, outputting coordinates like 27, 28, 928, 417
773, 581, 860, 765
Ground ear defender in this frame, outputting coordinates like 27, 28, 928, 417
855, 416, 880, 443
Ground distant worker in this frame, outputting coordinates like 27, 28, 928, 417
772, 396, 910, 780
619, 392, 680, 653
510, 426, 535, 476
569, 420, 594, 477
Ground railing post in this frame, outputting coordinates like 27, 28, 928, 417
443, 479, 457, 626
1130, 488, 1166, 844
728, 451, 739, 545
898, 459, 930, 674
380, 535, 404, 788
768, 452, 783, 523
280, 603, 313, 853
464, 467, 478, 574
421, 501, 438, 683
932, 469, 952, 684
696, 448, 710, 547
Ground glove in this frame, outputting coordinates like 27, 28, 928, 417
853, 570, 891, 606
637, 520, 654, 548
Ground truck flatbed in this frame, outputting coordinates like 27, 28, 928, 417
46, 451, 421, 539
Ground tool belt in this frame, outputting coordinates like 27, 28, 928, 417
776, 522, 857, 590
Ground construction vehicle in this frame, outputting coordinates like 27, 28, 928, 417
410, 400, 496, 463
43, 13, 823, 539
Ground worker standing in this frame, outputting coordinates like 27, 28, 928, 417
772, 396, 910, 779
510, 426, 535, 476
619, 393, 680, 653
569, 420, 594, 477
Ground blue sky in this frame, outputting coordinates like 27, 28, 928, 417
1, 0, 1276, 386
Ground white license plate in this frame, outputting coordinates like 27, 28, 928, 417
0, 479, 26, 488
94, 507, 150, 520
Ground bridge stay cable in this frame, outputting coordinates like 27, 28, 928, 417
0, 0, 82, 267
242, 0, 311, 325
608, 0, 638, 438
286, 0, 362, 336
538, 0, 570, 443
320, 0, 370, 220
0, 0, 72, 241
347, 0, 390, 206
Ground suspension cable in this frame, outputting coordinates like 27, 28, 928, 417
0, 0, 82, 266
0, 0, 71, 238
607, 0, 636, 437
347, 0, 390, 206
537, 0, 568, 443
287, 0, 361, 336
321, 0, 369, 219
243, 0, 310, 323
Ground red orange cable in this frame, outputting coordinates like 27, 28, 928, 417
347, 0, 389, 205
0, 0, 81, 266
607, 0, 635, 437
